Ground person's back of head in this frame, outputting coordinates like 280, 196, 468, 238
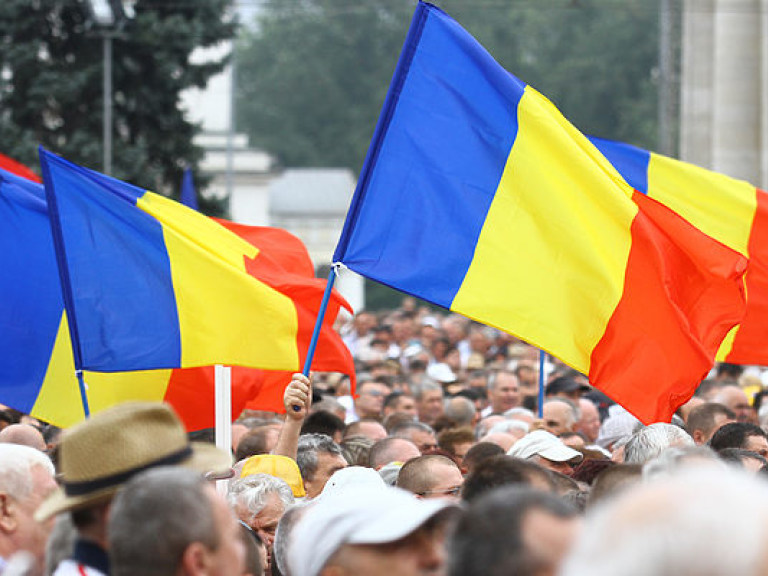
0, 423, 47, 452
461, 442, 504, 475
686, 402, 735, 444
109, 467, 244, 576
449, 485, 578, 576
300, 411, 346, 441
564, 467, 768, 576
623, 423, 694, 464
587, 463, 642, 509
240, 523, 265, 576
462, 455, 554, 502
368, 437, 420, 469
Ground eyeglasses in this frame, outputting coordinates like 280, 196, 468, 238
418, 485, 462, 497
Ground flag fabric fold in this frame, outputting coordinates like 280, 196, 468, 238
41, 148, 300, 373
1, 158, 354, 430
590, 136, 768, 366
334, 1, 747, 424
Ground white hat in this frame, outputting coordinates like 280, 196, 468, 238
507, 430, 583, 463
320, 466, 386, 498
288, 485, 458, 576
427, 362, 457, 383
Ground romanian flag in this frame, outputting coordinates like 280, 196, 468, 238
590, 136, 768, 366
0, 162, 354, 430
334, 2, 748, 424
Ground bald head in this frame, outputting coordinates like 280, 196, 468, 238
0, 424, 46, 452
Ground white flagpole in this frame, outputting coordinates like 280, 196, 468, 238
215, 364, 232, 495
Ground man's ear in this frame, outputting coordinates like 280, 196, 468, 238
692, 430, 705, 445
180, 541, 211, 576
0, 493, 18, 533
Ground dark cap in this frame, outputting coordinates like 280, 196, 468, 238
545, 376, 589, 396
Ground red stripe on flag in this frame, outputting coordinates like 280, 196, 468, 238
0, 153, 41, 182
589, 192, 747, 424
725, 188, 768, 364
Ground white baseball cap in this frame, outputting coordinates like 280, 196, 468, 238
507, 429, 583, 463
288, 485, 459, 576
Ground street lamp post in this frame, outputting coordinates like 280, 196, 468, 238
83, 0, 135, 175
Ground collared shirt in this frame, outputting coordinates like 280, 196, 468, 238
53, 539, 110, 576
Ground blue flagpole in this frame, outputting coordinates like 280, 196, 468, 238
180, 167, 199, 211
538, 349, 546, 418
39, 148, 90, 417
293, 266, 338, 411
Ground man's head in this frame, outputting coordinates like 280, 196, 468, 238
713, 385, 756, 423
227, 474, 295, 572
343, 419, 388, 442
542, 399, 579, 437
710, 422, 768, 458
686, 403, 736, 445
563, 468, 768, 576
413, 382, 445, 426
544, 376, 586, 402
288, 485, 459, 576
109, 467, 244, 576
390, 421, 439, 454
354, 382, 390, 420
443, 396, 477, 428
0, 444, 57, 572
487, 370, 521, 414
462, 455, 555, 502
449, 486, 580, 576
397, 455, 464, 500
622, 423, 694, 465
507, 430, 583, 476
297, 434, 348, 498
437, 427, 475, 462
368, 438, 421, 469
0, 424, 47, 452
573, 399, 601, 444
383, 392, 418, 420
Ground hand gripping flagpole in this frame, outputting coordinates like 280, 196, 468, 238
292, 264, 341, 411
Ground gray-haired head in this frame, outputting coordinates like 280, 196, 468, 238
227, 473, 295, 523
297, 434, 344, 483
623, 423, 694, 465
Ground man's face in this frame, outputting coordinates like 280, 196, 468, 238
417, 391, 444, 426
9, 464, 58, 566
239, 492, 285, 571
356, 384, 389, 419
744, 434, 768, 459
521, 508, 582, 575
574, 400, 601, 443
409, 429, 439, 454
206, 485, 246, 576
323, 520, 449, 576
420, 463, 463, 501
489, 373, 520, 414
394, 396, 418, 418
533, 455, 576, 476
543, 401, 574, 437
305, 452, 348, 498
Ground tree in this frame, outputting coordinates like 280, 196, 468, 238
0, 0, 236, 210
236, 0, 665, 174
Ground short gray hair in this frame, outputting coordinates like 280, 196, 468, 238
0, 443, 54, 501
227, 474, 295, 522
297, 434, 344, 481
623, 423, 694, 465
444, 397, 477, 426
109, 467, 218, 576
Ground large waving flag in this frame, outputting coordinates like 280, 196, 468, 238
0, 162, 354, 430
334, 2, 748, 424
590, 136, 768, 366
41, 148, 302, 373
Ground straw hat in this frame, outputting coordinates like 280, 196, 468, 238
35, 401, 232, 521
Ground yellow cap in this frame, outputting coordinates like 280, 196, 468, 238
240, 454, 306, 497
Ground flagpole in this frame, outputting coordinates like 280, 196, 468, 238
39, 148, 90, 417
292, 265, 338, 411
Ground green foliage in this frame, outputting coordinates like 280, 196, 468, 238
236, 0, 664, 173
0, 0, 236, 212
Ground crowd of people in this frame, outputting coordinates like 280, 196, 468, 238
2, 298, 768, 575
